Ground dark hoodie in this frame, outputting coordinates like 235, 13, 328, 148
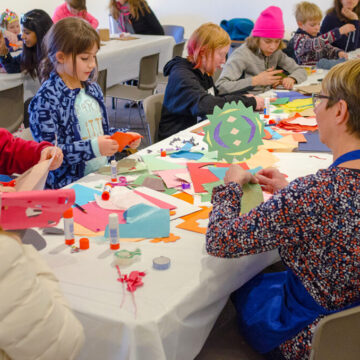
158, 56, 257, 140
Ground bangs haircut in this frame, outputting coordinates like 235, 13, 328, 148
322, 59, 360, 139
187, 22, 230, 71
246, 36, 285, 54
40, 17, 100, 82
66, 0, 87, 11
295, 2, 322, 23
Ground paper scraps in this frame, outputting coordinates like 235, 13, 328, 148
150, 233, 180, 243
176, 206, 212, 234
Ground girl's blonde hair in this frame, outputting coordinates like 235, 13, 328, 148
109, 0, 150, 21
187, 22, 230, 75
322, 59, 360, 138
39, 17, 100, 82
246, 36, 285, 54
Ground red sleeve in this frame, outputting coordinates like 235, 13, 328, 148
0, 129, 53, 175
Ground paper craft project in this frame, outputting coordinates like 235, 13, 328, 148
150, 233, 181, 243
171, 192, 194, 204
97, 158, 147, 175
154, 168, 190, 188
15, 156, 53, 191
169, 142, 203, 160
288, 116, 317, 126
187, 162, 249, 193
298, 131, 331, 152
276, 91, 309, 100
141, 154, 186, 171
141, 176, 165, 191
277, 113, 318, 132
176, 206, 212, 234
201, 180, 223, 202
134, 186, 200, 219
73, 201, 126, 232
280, 98, 313, 113
259, 135, 299, 152
74, 223, 104, 237
190, 121, 210, 134
240, 183, 264, 214
271, 97, 289, 105
246, 149, 279, 169
108, 204, 170, 238
0, 189, 75, 230
111, 132, 143, 152
296, 84, 321, 95
70, 184, 101, 206
204, 101, 265, 162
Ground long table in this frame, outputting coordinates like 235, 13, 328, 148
35, 118, 332, 359
0, 34, 175, 99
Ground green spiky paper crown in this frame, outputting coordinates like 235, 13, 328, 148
204, 101, 265, 163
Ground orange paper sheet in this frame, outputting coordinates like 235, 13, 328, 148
176, 206, 212, 234
150, 233, 180, 243
172, 192, 194, 204
111, 132, 142, 152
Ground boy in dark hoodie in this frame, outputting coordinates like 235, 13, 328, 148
289, 1, 354, 65
158, 23, 264, 141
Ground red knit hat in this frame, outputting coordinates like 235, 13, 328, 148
252, 6, 284, 39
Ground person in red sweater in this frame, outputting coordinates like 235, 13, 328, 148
0, 129, 63, 192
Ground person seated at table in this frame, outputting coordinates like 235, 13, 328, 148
0, 128, 63, 193
29, 18, 141, 189
109, 0, 164, 35
321, 0, 360, 52
216, 6, 307, 95
206, 59, 360, 360
0, 9, 53, 77
0, 9, 23, 51
52, 0, 99, 29
158, 22, 264, 141
288, 1, 354, 65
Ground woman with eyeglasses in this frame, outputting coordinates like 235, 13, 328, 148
0, 9, 53, 77
206, 59, 360, 360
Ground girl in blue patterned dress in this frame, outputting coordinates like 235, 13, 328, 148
29, 17, 141, 189
206, 59, 360, 360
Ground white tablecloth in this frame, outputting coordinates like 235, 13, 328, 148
97, 34, 175, 87
0, 34, 175, 98
37, 122, 332, 360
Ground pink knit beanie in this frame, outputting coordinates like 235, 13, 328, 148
252, 6, 284, 39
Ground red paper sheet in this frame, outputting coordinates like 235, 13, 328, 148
187, 162, 249, 193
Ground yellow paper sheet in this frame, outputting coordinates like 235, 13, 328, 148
246, 149, 279, 169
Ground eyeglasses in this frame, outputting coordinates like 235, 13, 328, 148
312, 93, 332, 108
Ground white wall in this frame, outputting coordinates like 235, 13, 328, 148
7, 0, 332, 37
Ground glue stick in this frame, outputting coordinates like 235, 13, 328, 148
110, 160, 117, 183
63, 208, 75, 245
102, 183, 113, 201
264, 97, 270, 119
108, 213, 120, 250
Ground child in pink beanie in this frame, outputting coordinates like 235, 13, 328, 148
217, 6, 307, 95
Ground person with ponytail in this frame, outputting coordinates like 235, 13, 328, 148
29, 17, 141, 189
109, 0, 164, 35
0, 9, 52, 77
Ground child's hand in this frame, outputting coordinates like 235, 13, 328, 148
40, 146, 63, 170
127, 132, 142, 149
341, 7, 358, 20
338, 51, 348, 59
0, 32, 8, 56
98, 135, 119, 156
282, 77, 295, 90
252, 67, 283, 86
339, 23, 356, 35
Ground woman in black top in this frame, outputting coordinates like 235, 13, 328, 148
109, 0, 164, 35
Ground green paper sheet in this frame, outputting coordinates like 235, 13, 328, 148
240, 183, 264, 214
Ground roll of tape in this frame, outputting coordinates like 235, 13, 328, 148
153, 256, 171, 270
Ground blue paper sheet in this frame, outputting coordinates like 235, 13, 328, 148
70, 184, 102, 206
276, 91, 310, 101
105, 203, 170, 238
298, 131, 331, 152
170, 151, 203, 160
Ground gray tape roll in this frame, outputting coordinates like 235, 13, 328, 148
153, 256, 171, 270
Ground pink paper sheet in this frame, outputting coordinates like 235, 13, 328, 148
154, 168, 189, 188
